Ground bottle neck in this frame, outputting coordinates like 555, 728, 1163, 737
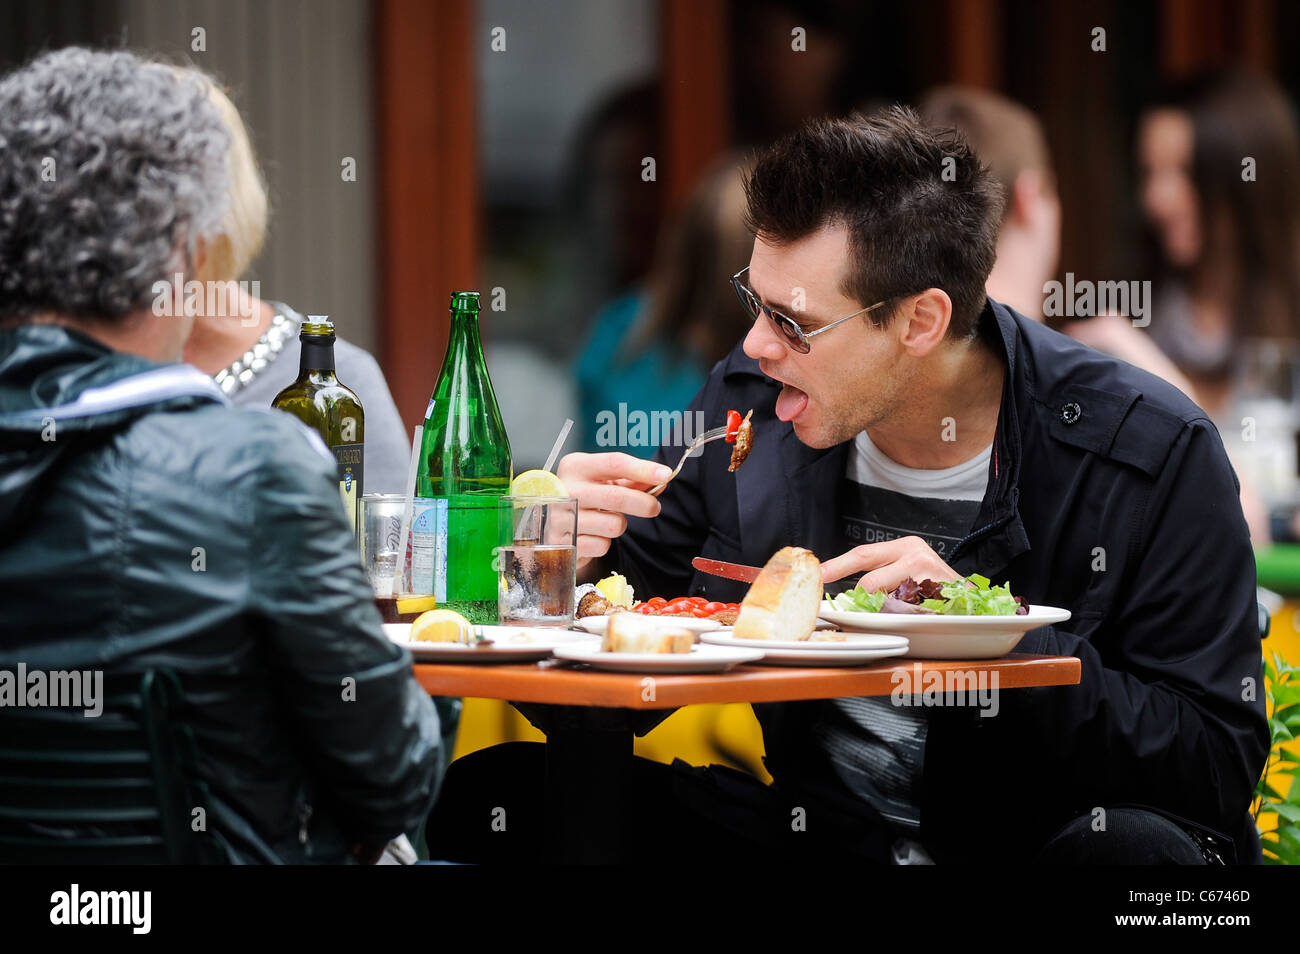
446, 310, 482, 362
299, 335, 337, 375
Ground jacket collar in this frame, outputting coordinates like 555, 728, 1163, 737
950, 298, 1031, 574
721, 298, 1033, 575
0, 324, 228, 434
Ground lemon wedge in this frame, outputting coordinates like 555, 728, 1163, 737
596, 572, 635, 609
510, 469, 568, 498
395, 594, 438, 615
409, 609, 474, 643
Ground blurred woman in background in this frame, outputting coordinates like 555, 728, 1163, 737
575, 157, 755, 454
1067, 70, 1300, 541
176, 69, 411, 494
1136, 70, 1300, 416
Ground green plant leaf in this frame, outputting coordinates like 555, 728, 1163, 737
1260, 833, 1300, 865
1273, 803, 1300, 823
1273, 684, 1300, 705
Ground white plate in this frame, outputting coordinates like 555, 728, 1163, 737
746, 645, 911, 667
573, 615, 723, 636
817, 601, 1071, 660
386, 624, 597, 662
551, 643, 764, 673
701, 631, 908, 652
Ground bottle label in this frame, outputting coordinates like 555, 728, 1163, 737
333, 443, 363, 533
410, 497, 448, 600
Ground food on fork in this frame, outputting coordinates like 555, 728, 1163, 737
601, 613, 695, 654
732, 546, 822, 641
726, 409, 754, 472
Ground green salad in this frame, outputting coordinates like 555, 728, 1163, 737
827, 572, 1027, 616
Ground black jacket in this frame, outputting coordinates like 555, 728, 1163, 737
0, 326, 441, 863
611, 299, 1270, 863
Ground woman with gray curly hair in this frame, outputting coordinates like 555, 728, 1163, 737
0, 47, 442, 865
0, 47, 229, 350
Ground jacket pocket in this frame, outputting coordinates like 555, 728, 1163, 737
700, 525, 744, 557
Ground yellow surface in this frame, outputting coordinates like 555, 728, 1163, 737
1258, 602, 1300, 838
451, 697, 772, 784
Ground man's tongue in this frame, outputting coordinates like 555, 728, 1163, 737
775, 384, 810, 422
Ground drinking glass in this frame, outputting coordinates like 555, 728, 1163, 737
496, 496, 579, 627
360, 493, 437, 623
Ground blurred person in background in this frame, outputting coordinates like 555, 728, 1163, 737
919, 87, 1061, 321
920, 86, 1192, 385
1068, 70, 1300, 540
576, 157, 754, 454
176, 70, 411, 495
0, 48, 440, 863
919, 86, 1276, 540
174, 66, 461, 772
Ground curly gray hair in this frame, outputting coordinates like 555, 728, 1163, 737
0, 47, 230, 323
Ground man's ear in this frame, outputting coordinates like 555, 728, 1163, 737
898, 288, 952, 356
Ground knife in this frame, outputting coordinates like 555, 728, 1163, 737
691, 557, 763, 582
693, 556, 864, 592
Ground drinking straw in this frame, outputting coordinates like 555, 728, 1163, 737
392, 425, 423, 595
517, 418, 574, 544
542, 418, 574, 475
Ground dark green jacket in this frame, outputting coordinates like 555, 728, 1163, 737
0, 325, 441, 863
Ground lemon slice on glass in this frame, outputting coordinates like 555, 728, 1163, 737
510, 469, 568, 498
409, 609, 475, 643
395, 594, 438, 616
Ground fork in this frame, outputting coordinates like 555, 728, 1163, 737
460, 625, 494, 647
647, 426, 730, 496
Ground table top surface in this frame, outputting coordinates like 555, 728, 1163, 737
412, 652, 1080, 709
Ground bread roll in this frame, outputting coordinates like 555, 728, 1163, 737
601, 613, 695, 654
732, 546, 822, 641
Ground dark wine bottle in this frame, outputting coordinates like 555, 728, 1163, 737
272, 317, 365, 534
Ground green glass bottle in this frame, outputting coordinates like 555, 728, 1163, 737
271, 317, 365, 534
415, 292, 512, 623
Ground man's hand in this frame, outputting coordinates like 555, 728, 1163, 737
820, 536, 960, 594
556, 452, 673, 570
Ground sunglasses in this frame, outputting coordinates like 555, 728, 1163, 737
730, 265, 892, 354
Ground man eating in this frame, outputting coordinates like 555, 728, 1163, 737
550, 108, 1268, 865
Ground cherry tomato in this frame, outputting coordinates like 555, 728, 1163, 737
665, 600, 693, 615
725, 409, 742, 444
703, 601, 727, 615
647, 597, 668, 608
